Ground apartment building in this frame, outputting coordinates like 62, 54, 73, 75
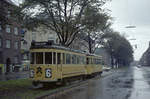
21, 26, 59, 61
0, 0, 22, 73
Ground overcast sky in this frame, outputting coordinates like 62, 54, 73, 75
104, 0, 150, 60
12, 0, 150, 60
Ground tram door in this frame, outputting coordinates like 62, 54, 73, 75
57, 53, 62, 79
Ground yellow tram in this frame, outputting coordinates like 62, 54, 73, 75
30, 41, 103, 86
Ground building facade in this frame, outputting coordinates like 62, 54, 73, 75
139, 42, 150, 66
95, 48, 111, 67
21, 26, 58, 61
0, 0, 22, 73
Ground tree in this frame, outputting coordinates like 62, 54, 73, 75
102, 29, 134, 67
14, 0, 110, 46
78, 4, 112, 53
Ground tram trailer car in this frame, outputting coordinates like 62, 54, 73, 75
30, 41, 103, 86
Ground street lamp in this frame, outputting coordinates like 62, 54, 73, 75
129, 38, 136, 40
125, 25, 136, 28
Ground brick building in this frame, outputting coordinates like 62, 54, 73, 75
0, 0, 22, 73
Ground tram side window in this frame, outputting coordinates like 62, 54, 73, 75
102, 60, 105, 65
72, 55, 76, 64
81, 56, 85, 64
89, 58, 92, 64
53, 52, 56, 64
86, 58, 89, 64
57, 53, 61, 64
63, 53, 65, 64
97, 59, 100, 64
95, 59, 97, 64
96, 59, 99, 64
45, 52, 52, 64
77, 56, 80, 64
66, 54, 71, 64
84, 57, 86, 64
36, 52, 43, 64
99, 59, 102, 64
31, 53, 35, 64
93, 58, 96, 64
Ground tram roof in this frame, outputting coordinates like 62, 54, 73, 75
30, 41, 102, 58
30, 41, 87, 54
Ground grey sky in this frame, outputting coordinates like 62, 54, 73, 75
12, 0, 150, 60
104, 0, 150, 60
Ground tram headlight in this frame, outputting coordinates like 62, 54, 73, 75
30, 69, 34, 78
45, 68, 52, 78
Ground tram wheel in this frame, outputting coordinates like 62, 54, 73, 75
32, 81, 43, 89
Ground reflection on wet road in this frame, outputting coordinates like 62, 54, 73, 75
56, 67, 150, 99
129, 67, 150, 99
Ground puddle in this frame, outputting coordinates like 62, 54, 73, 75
129, 67, 150, 99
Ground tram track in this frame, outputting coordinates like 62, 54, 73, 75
36, 70, 116, 99
36, 79, 89, 99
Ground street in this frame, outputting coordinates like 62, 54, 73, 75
130, 66, 150, 99
55, 66, 150, 99
1, 66, 150, 99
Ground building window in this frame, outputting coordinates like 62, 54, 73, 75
0, 38, 2, 47
7, 11, 11, 18
14, 56, 19, 64
14, 27, 18, 35
6, 25, 10, 33
32, 32, 36, 40
6, 40, 11, 48
0, 52, 3, 63
14, 42, 19, 49
0, 22, 2, 31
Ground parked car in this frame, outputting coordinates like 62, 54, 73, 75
103, 66, 111, 71
21, 60, 30, 71
137, 65, 141, 68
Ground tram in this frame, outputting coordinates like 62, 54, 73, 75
30, 41, 103, 86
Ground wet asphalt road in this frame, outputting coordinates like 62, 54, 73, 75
56, 66, 150, 99
130, 66, 150, 99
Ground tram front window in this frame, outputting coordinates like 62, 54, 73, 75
36, 52, 43, 64
45, 52, 52, 64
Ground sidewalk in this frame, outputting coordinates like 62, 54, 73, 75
0, 71, 29, 81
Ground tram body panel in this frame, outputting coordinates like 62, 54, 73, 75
86, 64, 94, 75
29, 41, 104, 85
30, 64, 59, 82
93, 64, 103, 73
61, 64, 86, 78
